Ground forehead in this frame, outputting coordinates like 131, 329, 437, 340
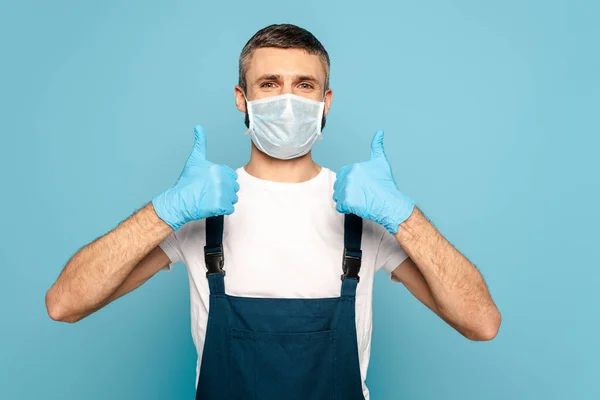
245, 47, 327, 82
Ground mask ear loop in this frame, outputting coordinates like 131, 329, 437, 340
242, 91, 253, 136
316, 101, 325, 139
242, 91, 250, 110
317, 91, 327, 135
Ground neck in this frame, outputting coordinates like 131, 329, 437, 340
244, 144, 322, 183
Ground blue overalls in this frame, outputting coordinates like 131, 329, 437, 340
195, 214, 366, 400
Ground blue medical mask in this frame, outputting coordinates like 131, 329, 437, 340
244, 93, 326, 160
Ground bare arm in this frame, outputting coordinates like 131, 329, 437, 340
45, 202, 173, 323
392, 208, 501, 341
391, 257, 472, 337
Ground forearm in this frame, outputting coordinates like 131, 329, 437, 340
395, 208, 501, 340
46, 202, 172, 322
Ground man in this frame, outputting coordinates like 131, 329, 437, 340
46, 24, 501, 399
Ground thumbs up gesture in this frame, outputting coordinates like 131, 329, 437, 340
333, 130, 414, 235
152, 125, 240, 231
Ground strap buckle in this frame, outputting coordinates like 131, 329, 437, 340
341, 248, 362, 282
204, 245, 225, 277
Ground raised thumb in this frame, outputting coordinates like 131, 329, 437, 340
192, 125, 207, 160
369, 130, 386, 160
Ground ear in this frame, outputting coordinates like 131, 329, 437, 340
234, 85, 247, 113
323, 88, 333, 116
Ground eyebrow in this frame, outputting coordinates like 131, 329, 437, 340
254, 74, 320, 84
255, 74, 282, 82
297, 75, 319, 84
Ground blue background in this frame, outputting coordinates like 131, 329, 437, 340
1, 0, 598, 399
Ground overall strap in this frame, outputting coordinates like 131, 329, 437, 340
341, 214, 363, 297
205, 216, 225, 294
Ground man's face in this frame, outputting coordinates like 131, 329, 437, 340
235, 47, 333, 128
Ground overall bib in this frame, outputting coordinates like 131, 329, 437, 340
195, 214, 365, 400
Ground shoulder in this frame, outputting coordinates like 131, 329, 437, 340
361, 219, 386, 249
175, 219, 206, 245
322, 166, 337, 179
320, 166, 337, 189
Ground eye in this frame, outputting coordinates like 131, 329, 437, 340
299, 82, 314, 89
261, 82, 276, 88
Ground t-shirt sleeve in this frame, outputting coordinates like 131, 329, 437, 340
374, 227, 409, 282
158, 230, 183, 271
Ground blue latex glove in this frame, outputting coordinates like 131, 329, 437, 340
152, 125, 239, 231
333, 130, 415, 235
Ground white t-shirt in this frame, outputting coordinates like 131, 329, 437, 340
159, 166, 408, 400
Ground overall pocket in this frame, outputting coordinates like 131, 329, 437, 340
230, 328, 337, 400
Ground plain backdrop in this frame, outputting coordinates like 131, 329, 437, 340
1, 0, 598, 399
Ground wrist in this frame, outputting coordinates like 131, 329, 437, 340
140, 202, 175, 236
151, 189, 184, 231
394, 206, 424, 243
378, 191, 414, 234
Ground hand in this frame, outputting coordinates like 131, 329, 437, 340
152, 125, 239, 231
333, 130, 414, 235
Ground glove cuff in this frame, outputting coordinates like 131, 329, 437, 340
383, 194, 415, 235
151, 190, 183, 231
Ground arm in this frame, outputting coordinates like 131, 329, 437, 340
334, 130, 500, 341
390, 211, 501, 340
81, 245, 172, 320
45, 203, 172, 323
391, 258, 475, 339
46, 125, 239, 323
